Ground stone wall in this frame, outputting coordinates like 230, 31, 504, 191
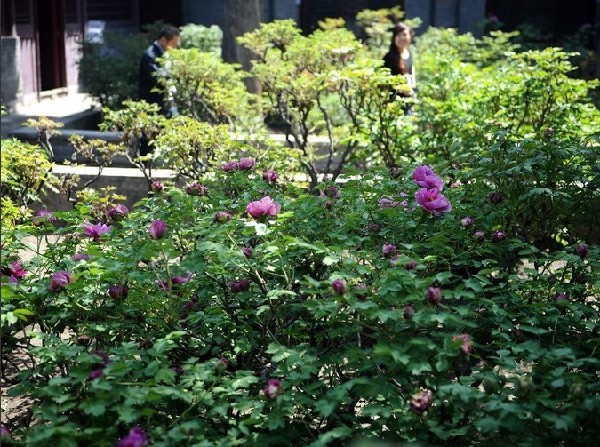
1, 36, 21, 111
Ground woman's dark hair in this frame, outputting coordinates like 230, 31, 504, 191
388, 21, 414, 54
158, 25, 180, 40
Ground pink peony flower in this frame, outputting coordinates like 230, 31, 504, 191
246, 196, 281, 219
404, 259, 416, 270
575, 243, 589, 259
32, 209, 57, 226
108, 204, 129, 220
460, 217, 474, 227
72, 253, 92, 261
148, 220, 166, 239
410, 389, 432, 414
403, 303, 415, 319
238, 157, 255, 171
426, 287, 443, 305
321, 186, 340, 199
263, 170, 278, 184
150, 180, 164, 192
492, 230, 507, 242
222, 161, 239, 172
214, 211, 232, 223
185, 182, 207, 196
382, 243, 397, 258
379, 196, 398, 208
49, 271, 74, 292
415, 188, 452, 216
171, 273, 192, 285
412, 165, 443, 190
230, 279, 250, 293
83, 223, 111, 242
89, 369, 104, 380
108, 284, 129, 300
116, 427, 149, 447
5, 261, 27, 280
331, 279, 346, 295
263, 379, 282, 399
0, 424, 11, 439
242, 246, 253, 258
489, 192, 503, 204
473, 231, 485, 242
453, 334, 472, 355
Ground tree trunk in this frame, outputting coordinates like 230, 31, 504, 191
222, 0, 262, 93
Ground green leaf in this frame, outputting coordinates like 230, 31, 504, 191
80, 400, 106, 416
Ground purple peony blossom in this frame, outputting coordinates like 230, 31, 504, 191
185, 182, 207, 196
410, 389, 432, 414
263, 170, 278, 184
379, 196, 398, 208
108, 204, 129, 220
460, 217, 474, 227
116, 427, 149, 447
89, 369, 104, 380
492, 230, 507, 242
5, 261, 27, 280
246, 196, 281, 219
403, 303, 415, 319
238, 157, 255, 171
331, 279, 346, 295
83, 223, 111, 242
148, 220, 166, 239
263, 379, 282, 399
321, 186, 340, 199
426, 287, 443, 305
230, 279, 250, 293
575, 243, 589, 259
453, 334, 472, 355
381, 243, 397, 258
415, 188, 452, 216
72, 253, 92, 261
150, 180, 164, 192
49, 271, 74, 292
171, 273, 192, 285
0, 424, 11, 439
242, 246, 253, 258
489, 192, 503, 204
214, 211, 232, 223
404, 259, 416, 270
33, 209, 57, 226
412, 165, 444, 190
108, 284, 129, 300
222, 161, 239, 172
473, 231, 485, 242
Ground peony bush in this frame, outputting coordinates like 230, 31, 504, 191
1, 158, 598, 446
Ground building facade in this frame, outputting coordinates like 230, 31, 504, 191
0, 0, 596, 111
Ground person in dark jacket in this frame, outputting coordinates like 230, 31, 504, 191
139, 25, 180, 155
382, 21, 416, 115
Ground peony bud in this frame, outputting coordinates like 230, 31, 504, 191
263, 378, 282, 399
230, 279, 250, 293
381, 243, 397, 259
460, 217, 474, 227
575, 243, 589, 259
185, 182, 207, 196
426, 287, 442, 305
492, 230, 507, 242
108, 284, 129, 300
489, 192, 503, 204
410, 389, 432, 414
331, 279, 346, 295
148, 220, 166, 239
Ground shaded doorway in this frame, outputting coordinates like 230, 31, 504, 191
37, 0, 67, 91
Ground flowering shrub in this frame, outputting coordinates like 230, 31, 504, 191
2, 158, 598, 446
